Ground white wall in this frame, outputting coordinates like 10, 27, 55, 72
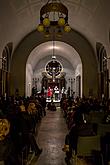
26, 64, 33, 97
65, 68, 75, 94
33, 68, 43, 92
75, 64, 82, 97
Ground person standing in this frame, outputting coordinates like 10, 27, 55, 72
47, 87, 53, 100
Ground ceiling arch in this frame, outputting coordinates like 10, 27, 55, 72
0, 0, 110, 56
10, 29, 98, 97
27, 41, 82, 71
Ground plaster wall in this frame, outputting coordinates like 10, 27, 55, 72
75, 64, 82, 97
10, 29, 98, 98
26, 64, 33, 96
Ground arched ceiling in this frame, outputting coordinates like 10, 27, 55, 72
27, 41, 81, 70
0, 0, 110, 56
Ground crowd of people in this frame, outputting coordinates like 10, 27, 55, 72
61, 95, 110, 164
0, 95, 46, 165
0, 93, 110, 165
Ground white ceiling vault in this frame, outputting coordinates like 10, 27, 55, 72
27, 41, 81, 71
0, 0, 110, 62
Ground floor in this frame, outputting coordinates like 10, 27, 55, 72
31, 107, 68, 165
30, 108, 96, 165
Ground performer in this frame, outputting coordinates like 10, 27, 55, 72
47, 87, 53, 99
54, 86, 59, 101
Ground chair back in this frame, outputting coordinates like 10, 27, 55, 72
97, 123, 110, 136
77, 135, 101, 157
88, 112, 105, 124
78, 123, 95, 136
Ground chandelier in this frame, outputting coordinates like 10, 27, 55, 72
37, 0, 71, 36
45, 55, 63, 81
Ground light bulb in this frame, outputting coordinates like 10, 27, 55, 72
37, 24, 44, 32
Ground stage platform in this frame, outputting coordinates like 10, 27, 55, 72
46, 98, 60, 107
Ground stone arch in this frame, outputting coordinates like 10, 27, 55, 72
26, 41, 82, 97
10, 29, 98, 97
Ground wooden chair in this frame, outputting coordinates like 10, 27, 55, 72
0, 162, 4, 165
75, 135, 104, 165
97, 123, 110, 137
88, 112, 105, 124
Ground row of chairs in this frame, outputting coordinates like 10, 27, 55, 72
97, 123, 110, 136
73, 111, 110, 165
85, 111, 107, 124
75, 135, 104, 165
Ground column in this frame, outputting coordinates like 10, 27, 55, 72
108, 59, 110, 98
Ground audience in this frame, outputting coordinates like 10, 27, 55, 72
61, 95, 110, 164
0, 94, 110, 164
0, 95, 45, 165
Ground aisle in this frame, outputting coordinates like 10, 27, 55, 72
32, 107, 68, 165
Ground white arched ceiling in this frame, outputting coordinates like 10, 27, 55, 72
26, 41, 82, 96
27, 41, 81, 71
0, 0, 110, 57
34, 55, 74, 73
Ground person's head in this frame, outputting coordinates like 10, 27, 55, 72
74, 110, 84, 126
19, 100, 24, 106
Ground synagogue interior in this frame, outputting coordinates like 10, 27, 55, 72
0, 0, 110, 165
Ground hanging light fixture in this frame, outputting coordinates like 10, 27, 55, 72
39, 1, 67, 82
37, 0, 71, 35
52, 31, 56, 82
45, 37, 63, 82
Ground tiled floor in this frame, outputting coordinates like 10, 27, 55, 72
31, 107, 68, 165
29, 108, 103, 165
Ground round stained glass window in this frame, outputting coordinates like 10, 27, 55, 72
45, 59, 63, 77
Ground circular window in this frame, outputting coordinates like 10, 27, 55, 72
45, 59, 63, 77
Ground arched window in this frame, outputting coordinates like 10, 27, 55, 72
0, 42, 13, 96
96, 42, 109, 99
96, 42, 107, 72
2, 42, 13, 71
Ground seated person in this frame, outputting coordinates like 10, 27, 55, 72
50, 101, 56, 111
62, 108, 83, 163
0, 112, 20, 165
62, 108, 96, 163
102, 111, 110, 124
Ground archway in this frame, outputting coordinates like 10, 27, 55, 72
26, 41, 82, 98
10, 29, 98, 98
